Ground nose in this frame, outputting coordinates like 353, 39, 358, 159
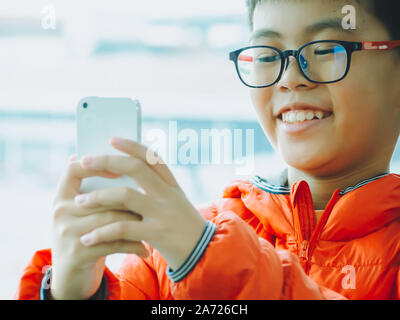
277, 55, 317, 92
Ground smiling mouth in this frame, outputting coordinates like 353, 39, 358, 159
276, 109, 334, 134
277, 109, 333, 123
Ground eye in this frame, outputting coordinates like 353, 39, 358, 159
315, 48, 335, 55
255, 53, 280, 63
314, 45, 345, 57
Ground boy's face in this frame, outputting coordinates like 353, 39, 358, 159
250, 0, 400, 177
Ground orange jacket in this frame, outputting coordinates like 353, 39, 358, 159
15, 170, 400, 300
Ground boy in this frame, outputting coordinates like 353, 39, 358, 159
16, 0, 399, 299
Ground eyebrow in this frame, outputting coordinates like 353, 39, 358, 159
250, 18, 356, 42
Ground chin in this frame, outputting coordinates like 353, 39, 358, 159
281, 149, 329, 174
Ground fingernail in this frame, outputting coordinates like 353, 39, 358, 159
80, 234, 94, 246
111, 137, 123, 146
69, 154, 78, 162
75, 195, 88, 206
81, 156, 93, 167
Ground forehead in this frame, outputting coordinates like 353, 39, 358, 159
251, 0, 365, 41
253, 0, 355, 19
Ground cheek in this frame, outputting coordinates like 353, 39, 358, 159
331, 69, 391, 142
250, 88, 277, 146
329, 83, 390, 163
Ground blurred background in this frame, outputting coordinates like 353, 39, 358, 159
0, 0, 399, 299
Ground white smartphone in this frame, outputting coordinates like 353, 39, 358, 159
76, 96, 141, 193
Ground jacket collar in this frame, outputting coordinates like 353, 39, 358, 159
245, 169, 400, 241
250, 167, 391, 196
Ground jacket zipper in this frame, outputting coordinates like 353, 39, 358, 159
299, 240, 309, 260
295, 184, 342, 274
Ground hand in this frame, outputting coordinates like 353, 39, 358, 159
75, 137, 207, 271
50, 155, 149, 300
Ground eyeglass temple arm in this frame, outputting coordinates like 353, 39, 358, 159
229, 51, 253, 62
237, 55, 253, 62
362, 40, 400, 50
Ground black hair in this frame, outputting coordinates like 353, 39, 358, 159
246, 0, 400, 40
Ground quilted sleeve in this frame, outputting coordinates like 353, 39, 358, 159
168, 211, 346, 300
14, 246, 161, 300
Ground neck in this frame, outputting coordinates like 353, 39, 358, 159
287, 163, 390, 211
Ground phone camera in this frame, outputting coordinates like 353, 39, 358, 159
83, 102, 88, 109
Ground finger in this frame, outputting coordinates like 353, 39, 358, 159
69, 154, 78, 162
110, 137, 180, 188
73, 210, 142, 235
85, 240, 150, 259
80, 220, 150, 246
56, 161, 121, 200
54, 199, 130, 218
79, 155, 168, 196
74, 187, 155, 217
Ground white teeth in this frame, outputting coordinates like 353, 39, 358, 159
280, 110, 330, 123
306, 111, 314, 120
296, 112, 306, 122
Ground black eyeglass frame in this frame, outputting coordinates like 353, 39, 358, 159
229, 40, 364, 88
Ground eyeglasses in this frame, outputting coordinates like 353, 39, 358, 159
229, 40, 400, 88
